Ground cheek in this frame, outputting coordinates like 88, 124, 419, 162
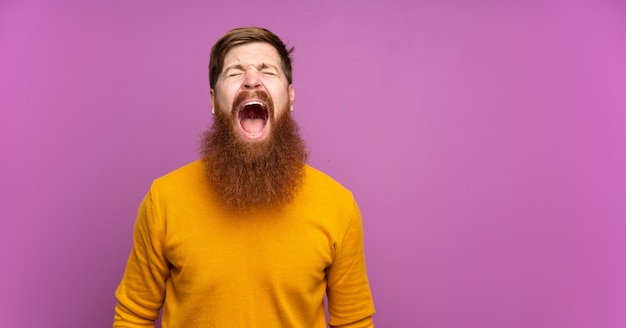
214, 84, 238, 106
217, 91, 235, 110
270, 87, 290, 105
278, 96, 291, 113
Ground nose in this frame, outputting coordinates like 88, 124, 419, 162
243, 67, 262, 90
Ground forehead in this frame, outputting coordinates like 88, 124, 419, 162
223, 42, 282, 68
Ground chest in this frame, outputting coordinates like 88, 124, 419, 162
163, 208, 336, 296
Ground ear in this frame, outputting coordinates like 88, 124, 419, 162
288, 84, 295, 106
210, 88, 216, 110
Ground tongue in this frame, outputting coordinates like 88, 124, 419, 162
241, 116, 265, 133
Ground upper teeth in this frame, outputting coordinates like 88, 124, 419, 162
244, 101, 264, 107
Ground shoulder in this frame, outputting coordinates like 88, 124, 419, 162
147, 160, 209, 200
152, 160, 205, 187
301, 165, 358, 213
303, 165, 352, 194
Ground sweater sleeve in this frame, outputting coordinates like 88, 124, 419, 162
114, 188, 170, 327
326, 200, 375, 328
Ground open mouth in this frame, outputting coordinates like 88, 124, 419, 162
238, 101, 270, 140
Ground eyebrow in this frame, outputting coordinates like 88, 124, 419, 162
223, 62, 278, 72
258, 63, 277, 70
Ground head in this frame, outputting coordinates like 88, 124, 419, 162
209, 27, 294, 89
201, 27, 307, 212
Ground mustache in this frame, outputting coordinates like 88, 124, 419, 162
232, 90, 274, 115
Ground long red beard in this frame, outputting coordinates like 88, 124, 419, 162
200, 102, 308, 212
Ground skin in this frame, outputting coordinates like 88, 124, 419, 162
210, 42, 295, 142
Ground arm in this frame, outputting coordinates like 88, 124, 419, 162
326, 201, 375, 328
114, 189, 169, 327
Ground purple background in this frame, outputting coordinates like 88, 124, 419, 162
1, 0, 625, 327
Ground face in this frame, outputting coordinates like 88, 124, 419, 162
210, 42, 295, 143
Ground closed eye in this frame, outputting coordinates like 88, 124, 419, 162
261, 67, 279, 76
224, 65, 245, 78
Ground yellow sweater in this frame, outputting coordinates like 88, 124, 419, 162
114, 160, 375, 327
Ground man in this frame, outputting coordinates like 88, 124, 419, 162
114, 27, 375, 327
